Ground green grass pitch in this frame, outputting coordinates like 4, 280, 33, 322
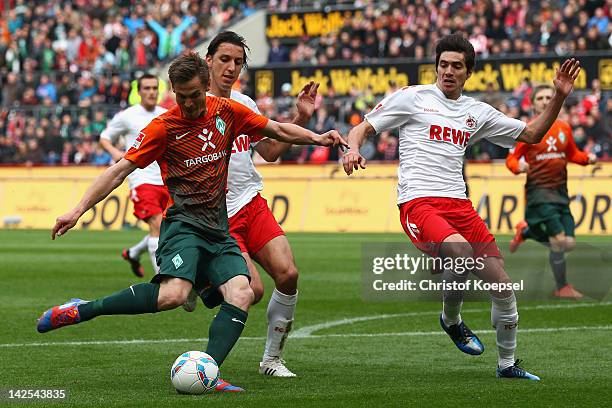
0, 230, 611, 407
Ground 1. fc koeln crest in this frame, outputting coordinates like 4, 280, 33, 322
466, 113, 477, 129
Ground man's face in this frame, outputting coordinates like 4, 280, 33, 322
532, 88, 553, 115
206, 43, 245, 94
138, 78, 159, 110
436, 51, 471, 99
173, 76, 208, 120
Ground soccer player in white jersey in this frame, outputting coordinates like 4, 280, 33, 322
182, 31, 315, 378
343, 34, 581, 380
99, 74, 168, 277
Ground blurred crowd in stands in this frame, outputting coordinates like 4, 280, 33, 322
267, 0, 611, 64
254, 77, 612, 163
0, 0, 610, 165
0, 0, 255, 164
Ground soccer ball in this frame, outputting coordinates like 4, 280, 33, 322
170, 351, 219, 395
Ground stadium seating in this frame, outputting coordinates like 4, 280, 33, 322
0, 0, 610, 164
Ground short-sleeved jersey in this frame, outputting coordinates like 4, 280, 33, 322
506, 119, 589, 204
365, 84, 526, 204
100, 104, 167, 189
221, 90, 265, 218
124, 96, 269, 238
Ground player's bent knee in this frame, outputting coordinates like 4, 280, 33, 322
222, 276, 255, 310
229, 285, 254, 310
549, 235, 566, 252
275, 264, 299, 286
565, 238, 576, 252
158, 282, 190, 310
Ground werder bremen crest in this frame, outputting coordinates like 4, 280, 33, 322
216, 116, 226, 135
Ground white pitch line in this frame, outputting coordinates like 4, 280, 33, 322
3, 302, 610, 349
0, 336, 264, 348
291, 301, 612, 338
1, 325, 611, 348
305, 325, 612, 338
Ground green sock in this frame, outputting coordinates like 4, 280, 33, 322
205, 302, 248, 366
78, 283, 160, 321
549, 251, 568, 289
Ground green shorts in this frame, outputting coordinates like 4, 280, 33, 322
152, 219, 249, 308
525, 202, 575, 242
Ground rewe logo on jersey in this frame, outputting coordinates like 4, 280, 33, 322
132, 131, 145, 149
429, 125, 471, 147
198, 128, 216, 151
232, 135, 250, 154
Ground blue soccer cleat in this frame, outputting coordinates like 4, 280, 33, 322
37, 298, 87, 333
214, 378, 245, 392
439, 314, 484, 355
496, 359, 540, 381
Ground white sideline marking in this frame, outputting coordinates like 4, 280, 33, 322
291, 301, 612, 338
3, 302, 609, 349
2, 324, 612, 349
0, 336, 264, 348
307, 325, 612, 338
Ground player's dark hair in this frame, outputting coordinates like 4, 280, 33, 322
531, 84, 554, 103
168, 51, 210, 88
207, 31, 250, 69
137, 73, 158, 91
435, 33, 476, 73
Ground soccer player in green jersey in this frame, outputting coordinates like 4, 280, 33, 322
506, 84, 597, 299
36, 51, 347, 392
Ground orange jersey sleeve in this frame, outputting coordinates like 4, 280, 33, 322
228, 99, 269, 137
124, 117, 168, 168
505, 142, 528, 174
564, 127, 589, 165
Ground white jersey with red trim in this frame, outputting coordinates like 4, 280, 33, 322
365, 84, 526, 204
100, 104, 166, 189
226, 90, 265, 218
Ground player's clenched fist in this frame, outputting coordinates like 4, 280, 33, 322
342, 149, 366, 175
316, 130, 349, 148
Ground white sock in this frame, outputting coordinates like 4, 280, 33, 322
442, 300, 463, 327
263, 288, 298, 360
441, 268, 466, 326
129, 235, 149, 259
147, 236, 160, 274
491, 293, 518, 370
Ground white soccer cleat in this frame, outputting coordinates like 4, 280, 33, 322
182, 289, 198, 312
259, 357, 297, 377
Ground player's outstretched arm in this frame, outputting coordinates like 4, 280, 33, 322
260, 120, 348, 149
255, 81, 319, 162
52, 159, 137, 239
518, 59, 580, 144
342, 120, 376, 175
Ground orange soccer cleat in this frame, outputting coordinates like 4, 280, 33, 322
553, 284, 584, 299
509, 220, 528, 253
